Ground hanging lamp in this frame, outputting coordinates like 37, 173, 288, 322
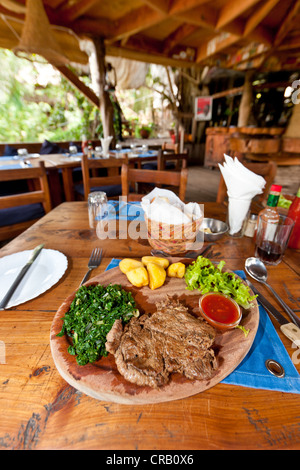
13, 0, 69, 66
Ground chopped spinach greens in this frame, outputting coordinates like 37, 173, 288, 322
57, 283, 139, 365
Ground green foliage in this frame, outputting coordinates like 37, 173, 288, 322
0, 49, 99, 143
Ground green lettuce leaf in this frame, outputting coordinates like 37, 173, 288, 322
184, 256, 256, 309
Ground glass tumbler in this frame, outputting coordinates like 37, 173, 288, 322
88, 191, 108, 229
255, 215, 295, 265
69, 145, 77, 155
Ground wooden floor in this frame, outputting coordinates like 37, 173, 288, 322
186, 164, 300, 202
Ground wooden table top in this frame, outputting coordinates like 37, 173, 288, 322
0, 201, 299, 450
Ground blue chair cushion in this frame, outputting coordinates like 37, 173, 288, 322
142, 162, 157, 170
2, 144, 18, 156
74, 184, 122, 198
0, 203, 45, 227
142, 162, 175, 170
40, 140, 67, 155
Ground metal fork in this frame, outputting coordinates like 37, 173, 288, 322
80, 248, 103, 286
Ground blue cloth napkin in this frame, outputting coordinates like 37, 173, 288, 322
96, 201, 144, 222
105, 260, 300, 394
111, 149, 157, 158
1, 156, 19, 160
0, 164, 24, 169
0, 156, 33, 169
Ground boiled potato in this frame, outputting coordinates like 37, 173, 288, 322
142, 256, 169, 269
167, 262, 185, 279
126, 266, 149, 287
119, 258, 144, 274
147, 262, 166, 290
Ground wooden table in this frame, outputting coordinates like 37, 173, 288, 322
0, 201, 299, 450
0, 154, 81, 206
0, 153, 159, 206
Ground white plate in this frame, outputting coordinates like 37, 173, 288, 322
0, 249, 68, 308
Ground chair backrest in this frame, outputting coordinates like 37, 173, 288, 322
81, 153, 128, 200
121, 163, 188, 202
0, 161, 52, 240
216, 160, 277, 204
157, 149, 189, 171
162, 141, 179, 153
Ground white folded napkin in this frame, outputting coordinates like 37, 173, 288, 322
218, 155, 266, 234
100, 136, 113, 156
141, 188, 202, 225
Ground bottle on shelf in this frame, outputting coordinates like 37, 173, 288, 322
287, 187, 300, 249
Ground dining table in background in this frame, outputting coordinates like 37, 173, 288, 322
0, 153, 82, 206
0, 200, 299, 450
0, 150, 159, 206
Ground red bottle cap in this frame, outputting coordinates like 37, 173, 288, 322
270, 184, 282, 192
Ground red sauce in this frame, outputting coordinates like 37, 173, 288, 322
201, 293, 240, 325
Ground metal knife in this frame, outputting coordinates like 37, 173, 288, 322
246, 279, 300, 344
0, 244, 44, 310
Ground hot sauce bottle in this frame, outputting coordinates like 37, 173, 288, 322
287, 187, 300, 249
254, 184, 282, 260
258, 184, 282, 223
81, 135, 88, 155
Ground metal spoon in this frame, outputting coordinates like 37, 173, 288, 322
245, 257, 300, 328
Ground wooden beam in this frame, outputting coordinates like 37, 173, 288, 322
60, 0, 99, 22
106, 43, 200, 68
247, 24, 274, 46
169, 0, 213, 16
163, 23, 199, 53
118, 33, 197, 63
140, 0, 169, 14
47, 0, 68, 7
55, 65, 100, 108
278, 35, 300, 50
196, 32, 240, 63
216, 0, 262, 29
274, 0, 300, 46
111, 6, 166, 41
173, 5, 217, 30
0, 0, 26, 14
212, 86, 244, 99
71, 17, 116, 38
243, 0, 281, 37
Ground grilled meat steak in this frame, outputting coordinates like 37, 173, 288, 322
105, 298, 217, 388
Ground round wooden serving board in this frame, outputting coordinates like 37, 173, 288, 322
50, 267, 259, 404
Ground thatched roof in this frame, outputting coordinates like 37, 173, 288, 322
0, 0, 300, 72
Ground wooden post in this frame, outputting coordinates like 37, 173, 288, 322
238, 71, 254, 127
92, 37, 115, 141
285, 102, 300, 138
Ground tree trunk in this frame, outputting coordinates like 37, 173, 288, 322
285, 101, 300, 138
238, 71, 254, 127
92, 37, 115, 142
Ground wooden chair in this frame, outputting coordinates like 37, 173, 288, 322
78, 153, 128, 200
216, 161, 277, 204
157, 149, 189, 171
0, 161, 52, 241
162, 141, 179, 153
121, 163, 188, 202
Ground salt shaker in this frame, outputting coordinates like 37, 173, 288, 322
88, 191, 108, 228
244, 214, 257, 237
